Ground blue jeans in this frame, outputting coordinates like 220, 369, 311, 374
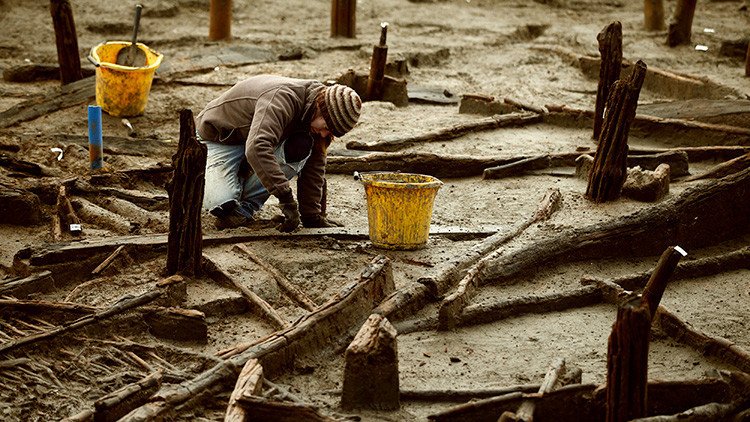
202, 139, 310, 219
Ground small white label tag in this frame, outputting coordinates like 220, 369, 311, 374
69, 224, 82, 232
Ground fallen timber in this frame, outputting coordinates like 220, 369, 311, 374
478, 167, 750, 285
427, 377, 743, 422
0, 75, 95, 129
18, 226, 499, 267
118, 256, 394, 421
345, 112, 542, 152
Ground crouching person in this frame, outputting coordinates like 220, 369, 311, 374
196, 75, 362, 231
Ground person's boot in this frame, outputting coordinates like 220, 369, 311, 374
214, 213, 251, 230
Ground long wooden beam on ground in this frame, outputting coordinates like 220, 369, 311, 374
478, 168, 750, 286
345, 112, 542, 152
20, 226, 499, 267
0, 76, 94, 129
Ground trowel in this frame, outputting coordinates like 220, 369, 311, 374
115, 4, 147, 67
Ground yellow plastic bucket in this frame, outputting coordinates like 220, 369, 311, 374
88, 41, 163, 117
361, 173, 443, 250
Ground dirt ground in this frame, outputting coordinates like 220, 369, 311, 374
0, 0, 749, 421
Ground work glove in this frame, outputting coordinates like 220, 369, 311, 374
301, 214, 344, 228
276, 189, 301, 233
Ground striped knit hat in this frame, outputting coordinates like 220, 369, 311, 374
317, 84, 362, 137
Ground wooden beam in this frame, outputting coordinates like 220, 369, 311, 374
93, 371, 162, 422
225, 359, 263, 422
0, 76, 94, 129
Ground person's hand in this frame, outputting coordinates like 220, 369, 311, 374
301, 214, 344, 228
276, 189, 301, 233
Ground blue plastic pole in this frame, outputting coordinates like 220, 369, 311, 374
88, 105, 103, 170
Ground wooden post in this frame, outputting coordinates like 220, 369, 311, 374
586, 60, 647, 203
643, 0, 665, 31
331, 0, 356, 38
605, 246, 686, 422
166, 109, 207, 276
594, 22, 622, 141
366, 22, 389, 101
49, 0, 83, 85
745, 41, 750, 77
209, 0, 232, 41
341, 314, 399, 410
666, 0, 697, 47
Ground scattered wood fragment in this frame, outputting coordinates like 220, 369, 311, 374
93, 371, 162, 422
235, 395, 338, 421
682, 152, 750, 182
0, 288, 163, 355
341, 314, 399, 410
225, 359, 263, 422
91, 245, 128, 276
166, 109, 207, 276
499, 357, 567, 422
436, 189, 562, 330
71, 197, 133, 234
93, 197, 169, 233
630, 401, 742, 422
143, 308, 208, 343
203, 254, 289, 330
122, 257, 394, 421
233, 243, 317, 311
483, 155, 551, 179
587, 60, 647, 203
503, 97, 547, 114
0, 76, 94, 129
345, 112, 542, 152
0, 271, 54, 298
0, 298, 98, 316
479, 168, 750, 286
655, 307, 750, 373
594, 21, 622, 140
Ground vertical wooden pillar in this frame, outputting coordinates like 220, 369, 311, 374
594, 22, 622, 141
166, 109, 207, 276
366, 22, 389, 101
331, 0, 356, 38
341, 314, 399, 410
587, 61, 646, 203
643, 0, 665, 31
605, 246, 686, 422
49, 0, 83, 85
666, 0, 697, 47
745, 41, 750, 77
209, 0, 232, 41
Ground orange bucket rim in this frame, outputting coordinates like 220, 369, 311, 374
88, 41, 163, 71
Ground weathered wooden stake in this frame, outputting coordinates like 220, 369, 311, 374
666, 0, 697, 47
594, 22, 622, 141
643, 0, 665, 31
586, 60, 647, 203
331, 0, 356, 38
209, 0, 232, 41
341, 314, 399, 410
366, 22, 389, 101
605, 246, 687, 422
746, 41, 750, 77
166, 109, 206, 276
49, 0, 83, 85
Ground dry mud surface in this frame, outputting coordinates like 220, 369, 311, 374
0, 0, 749, 421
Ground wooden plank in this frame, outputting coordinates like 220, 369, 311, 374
0, 76, 94, 129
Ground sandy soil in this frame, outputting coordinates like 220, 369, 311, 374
0, 0, 749, 421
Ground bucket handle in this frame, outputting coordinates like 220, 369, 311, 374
87, 53, 100, 67
353, 170, 400, 181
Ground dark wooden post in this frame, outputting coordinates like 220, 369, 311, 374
366, 22, 389, 101
745, 41, 750, 77
666, 0, 697, 47
587, 61, 647, 203
331, 0, 356, 38
643, 0, 665, 31
209, 0, 232, 41
594, 22, 622, 141
606, 246, 687, 422
341, 314, 399, 410
166, 109, 207, 276
49, 0, 83, 85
